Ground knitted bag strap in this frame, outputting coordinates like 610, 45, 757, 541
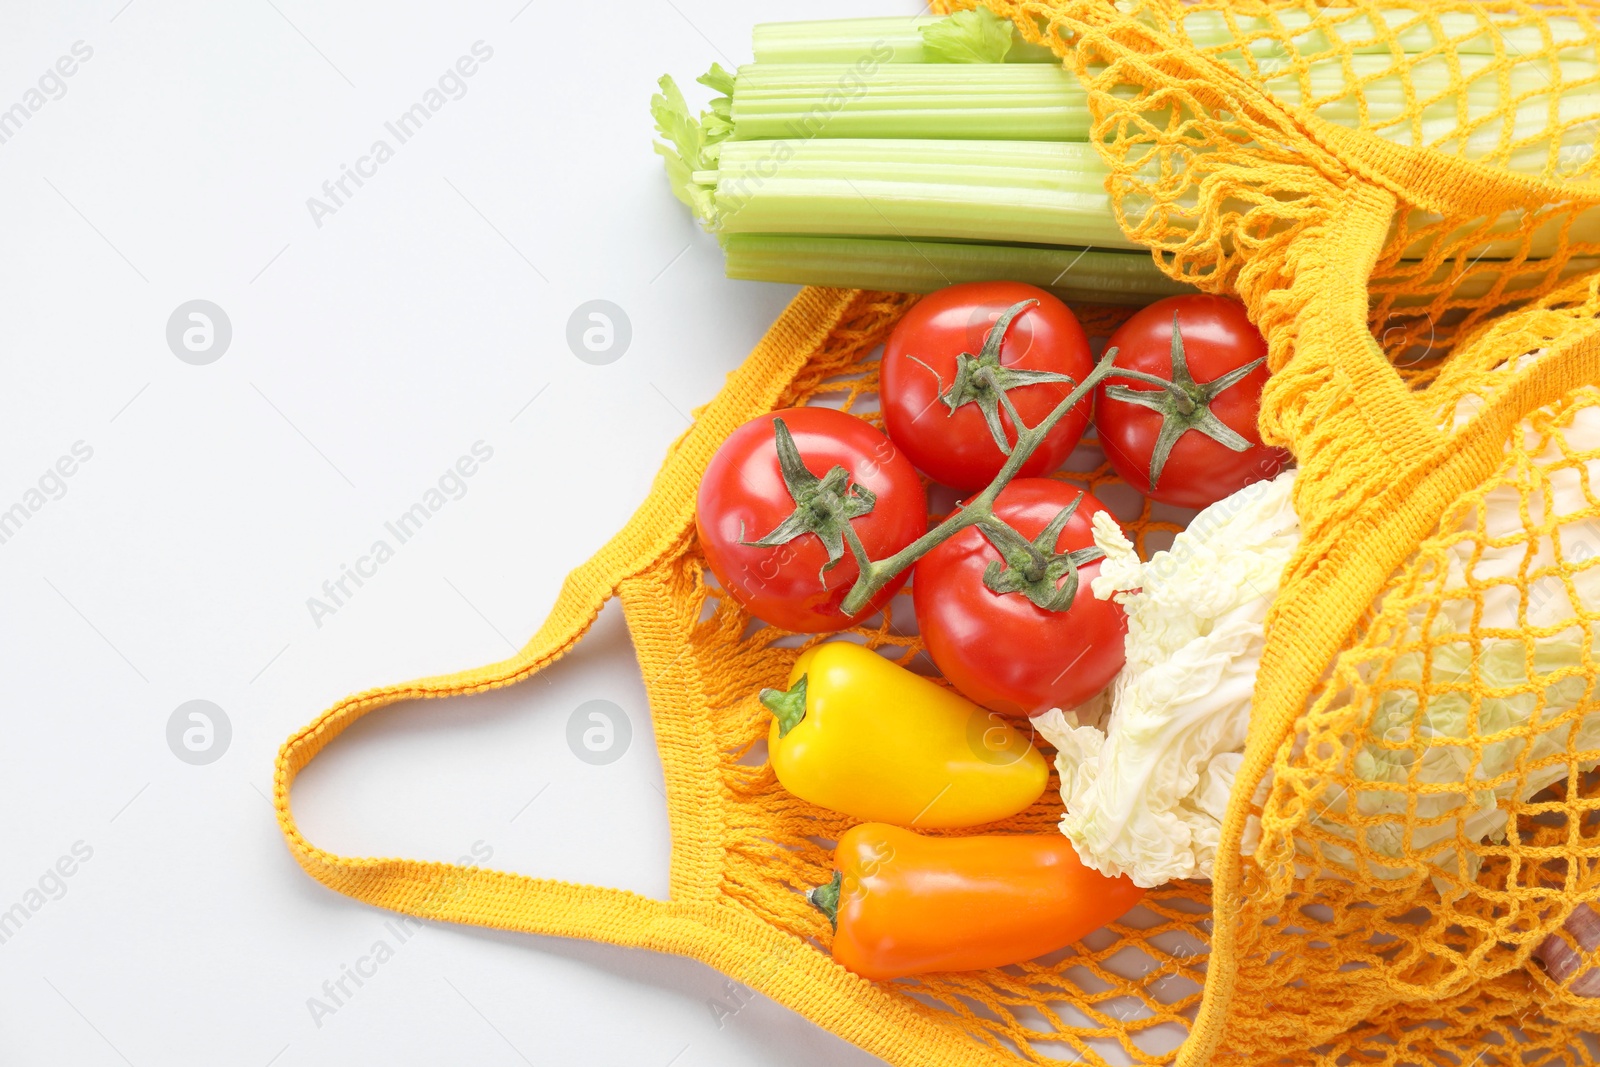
271, 287, 864, 947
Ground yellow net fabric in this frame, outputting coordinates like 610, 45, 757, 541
275, 290, 1218, 1066
275, 3, 1600, 1065
981, 0, 1600, 1062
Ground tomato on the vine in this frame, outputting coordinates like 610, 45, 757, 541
1093, 294, 1289, 509
881, 282, 1094, 492
912, 479, 1126, 717
697, 407, 927, 633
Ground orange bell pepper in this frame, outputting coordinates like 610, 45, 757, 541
810, 823, 1145, 981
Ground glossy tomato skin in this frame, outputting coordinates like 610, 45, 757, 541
881, 282, 1094, 492
1094, 295, 1289, 509
913, 479, 1126, 717
697, 407, 927, 633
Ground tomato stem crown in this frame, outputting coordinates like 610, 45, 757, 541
759, 673, 809, 738
909, 297, 1081, 458
976, 494, 1105, 611
741, 417, 878, 583
1100, 312, 1267, 493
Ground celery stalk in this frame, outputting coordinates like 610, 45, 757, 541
723, 235, 1192, 305
727, 50, 1599, 156
729, 63, 1089, 141
708, 139, 1135, 250
751, 16, 1057, 64
1385, 255, 1600, 307
752, 13, 1591, 64
1172, 8, 1592, 59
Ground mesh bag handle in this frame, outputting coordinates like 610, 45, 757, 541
270, 287, 861, 940
272, 287, 1024, 1067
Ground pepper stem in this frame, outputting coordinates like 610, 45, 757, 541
759, 674, 808, 739
807, 870, 842, 929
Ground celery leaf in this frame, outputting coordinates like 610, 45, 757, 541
697, 62, 736, 97
920, 6, 1014, 63
650, 73, 728, 230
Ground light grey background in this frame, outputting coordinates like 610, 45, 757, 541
0, 1, 891, 1064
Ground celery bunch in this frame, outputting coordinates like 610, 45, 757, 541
653, 7, 1600, 302
652, 8, 1174, 303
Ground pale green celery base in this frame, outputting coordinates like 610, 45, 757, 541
731, 109, 1089, 142
707, 139, 1133, 249
716, 137, 1102, 169
751, 16, 1057, 65
722, 234, 1192, 305
750, 12, 1590, 64
714, 184, 1138, 252
729, 63, 1088, 142
722, 233, 1598, 311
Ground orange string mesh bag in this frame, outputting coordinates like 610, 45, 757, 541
978, 0, 1600, 1063
275, 3, 1600, 1065
274, 291, 1218, 1067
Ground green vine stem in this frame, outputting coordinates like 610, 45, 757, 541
741, 297, 1216, 619
838, 340, 1142, 617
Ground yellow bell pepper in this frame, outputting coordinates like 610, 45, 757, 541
761, 640, 1048, 828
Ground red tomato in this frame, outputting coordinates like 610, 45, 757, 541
1093, 294, 1289, 509
913, 479, 1126, 716
881, 282, 1094, 492
697, 407, 927, 633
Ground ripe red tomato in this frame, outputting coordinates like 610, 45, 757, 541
1093, 294, 1289, 509
913, 479, 1126, 717
697, 407, 927, 633
881, 282, 1094, 492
